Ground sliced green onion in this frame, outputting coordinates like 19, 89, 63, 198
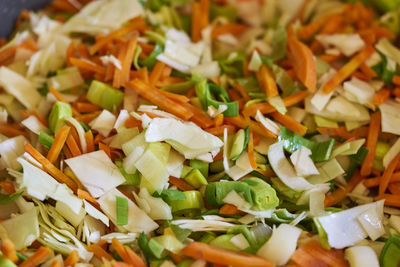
183, 169, 208, 189
79, 121, 90, 132
245, 177, 279, 210
153, 189, 186, 202
48, 101, 72, 133
170, 190, 203, 213
380, 234, 400, 267
177, 259, 194, 267
227, 225, 257, 248
133, 45, 142, 70
116, 196, 129, 226
16, 252, 28, 261
190, 159, 209, 178
87, 80, 124, 112
372, 53, 398, 86
209, 234, 239, 251
180, 165, 193, 178
169, 224, 192, 242
210, 160, 224, 173
148, 239, 164, 259
39, 132, 54, 149
199, 232, 216, 244
138, 42, 164, 69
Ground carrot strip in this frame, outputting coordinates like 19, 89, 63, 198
0, 46, 17, 65
248, 131, 257, 169
111, 262, 131, 267
211, 24, 248, 38
149, 61, 165, 86
75, 102, 100, 113
49, 87, 67, 103
181, 242, 274, 267
373, 89, 390, 105
64, 250, 79, 267
19, 246, 52, 267
287, 32, 317, 92
158, 90, 190, 103
256, 65, 278, 98
0, 182, 15, 194
389, 182, 400, 195
200, 0, 210, 29
206, 125, 235, 136
124, 246, 147, 267
1, 239, 18, 263
191, 2, 202, 42
99, 143, 112, 159
322, 45, 374, 94
70, 58, 106, 75
225, 116, 277, 139
393, 75, 400, 86
360, 112, 381, 177
270, 111, 307, 136
379, 152, 400, 195
66, 134, 82, 157
74, 111, 101, 124
375, 194, 400, 207
360, 63, 377, 80
50, 261, 61, 267
0, 123, 28, 137
233, 83, 250, 102
85, 130, 95, 153
51, 0, 79, 13
325, 170, 364, 207
47, 126, 71, 164
317, 127, 354, 139
113, 43, 128, 88
121, 33, 139, 86
298, 15, 332, 39
24, 144, 78, 192
220, 204, 241, 215
77, 189, 99, 208
128, 79, 193, 121
112, 238, 129, 263
87, 244, 113, 261
214, 114, 224, 127
169, 177, 195, 191
180, 102, 214, 128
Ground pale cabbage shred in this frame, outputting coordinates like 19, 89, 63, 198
0, 0, 393, 264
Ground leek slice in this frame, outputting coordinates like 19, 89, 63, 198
87, 80, 124, 112
48, 101, 72, 133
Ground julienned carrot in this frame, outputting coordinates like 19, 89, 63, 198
75, 102, 100, 113
220, 203, 241, 215
66, 134, 82, 157
1, 239, 18, 263
51, 0, 79, 13
322, 45, 374, 94
149, 61, 165, 86
379, 152, 400, 195
364, 173, 400, 188
317, 127, 354, 139
169, 177, 195, 191
225, 116, 276, 139
64, 250, 79, 267
50, 261, 61, 267
191, 2, 201, 42
360, 112, 381, 177
181, 242, 275, 267
290, 240, 347, 267
199, 0, 210, 30
121, 33, 139, 86
214, 114, 224, 127
128, 79, 193, 121
113, 44, 128, 88
270, 112, 307, 136
77, 189, 99, 208
318, 53, 343, 63
0, 182, 15, 194
111, 262, 131, 267
287, 32, 317, 92
393, 75, 400, 86
389, 182, 400, 195
99, 143, 112, 159
360, 63, 377, 80
87, 243, 113, 261
325, 171, 364, 207
205, 125, 235, 136
180, 102, 214, 129
158, 90, 190, 104
112, 238, 129, 263
124, 246, 147, 267
233, 83, 250, 102
373, 89, 390, 105
47, 125, 71, 164
211, 23, 248, 38
74, 111, 102, 124
24, 144, 78, 192
248, 130, 257, 169
375, 194, 400, 207
298, 15, 332, 39
256, 65, 278, 98
84, 130, 95, 153
70, 58, 106, 75
19, 246, 52, 267
49, 87, 68, 103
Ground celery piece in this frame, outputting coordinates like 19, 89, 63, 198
376, 141, 391, 160
210, 4, 237, 21
161, 81, 194, 94
0, 255, 17, 267
153, 189, 186, 202
190, 159, 209, 178
170, 190, 203, 213
170, 224, 192, 242
183, 169, 208, 188
245, 177, 279, 210
180, 165, 193, 178
152, 234, 183, 254
39, 132, 54, 149
270, 177, 301, 202
314, 115, 339, 128
267, 209, 297, 223
87, 80, 124, 112
116, 196, 129, 226
209, 234, 239, 251
380, 235, 400, 267
313, 218, 331, 250
48, 101, 72, 133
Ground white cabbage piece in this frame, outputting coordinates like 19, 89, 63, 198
21, 115, 48, 135
166, 149, 185, 178
383, 138, 400, 169
230, 234, 250, 250
47, 67, 84, 92
191, 61, 221, 78
89, 110, 116, 137
316, 34, 365, 57
83, 200, 109, 227
345, 246, 379, 267
380, 100, 400, 135
61, 0, 144, 35
342, 77, 375, 109
0, 136, 26, 170
98, 188, 158, 233
376, 38, 400, 66
290, 146, 319, 177
133, 188, 172, 220
226, 151, 254, 181
145, 117, 223, 159
65, 150, 125, 198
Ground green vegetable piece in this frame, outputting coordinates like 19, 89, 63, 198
350, 146, 369, 164
180, 165, 193, 178
39, 132, 54, 150
230, 129, 245, 160
227, 225, 257, 248
148, 239, 164, 259
246, 177, 279, 210
161, 81, 194, 94
210, 160, 224, 173
380, 235, 400, 267
270, 177, 301, 202
133, 45, 142, 70
271, 26, 287, 61
0, 255, 17, 267
313, 218, 331, 250
170, 190, 203, 213
79, 121, 90, 132
278, 127, 335, 162
115, 160, 140, 185
382, 12, 400, 36
139, 42, 164, 69
236, 76, 260, 93
210, 4, 237, 21
183, 169, 208, 188
154, 189, 187, 202
0, 191, 23, 204
372, 53, 399, 86
371, 0, 400, 12
87, 80, 124, 112
199, 232, 216, 243
116, 196, 128, 226
373, 159, 385, 172
205, 181, 253, 207
209, 234, 239, 251
16, 252, 27, 261
376, 141, 391, 160
170, 224, 192, 242
138, 232, 154, 260
48, 101, 72, 133
177, 259, 194, 267
190, 160, 209, 178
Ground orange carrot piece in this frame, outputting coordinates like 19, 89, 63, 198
158, 90, 190, 103
112, 238, 129, 263
51, 0, 79, 13
191, 2, 202, 42
85, 130, 95, 153
99, 143, 112, 159
0, 123, 28, 137
87, 243, 113, 261
205, 125, 235, 136
181, 242, 274, 267
214, 114, 224, 127
317, 127, 354, 139
1, 239, 18, 263
111, 262, 132, 267
360, 63, 377, 80
50, 261, 62, 267
322, 45, 374, 94
47, 126, 71, 164
113, 43, 128, 88
248, 131, 257, 169
220, 204, 240, 215
298, 15, 332, 39
149, 61, 165, 86
211, 24, 248, 38
200, 0, 210, 29
24, 144, 78, 192
128, 79, 193, 121
70, 58, 106, 75
287, 33, 317, 92
379, 152, 400, 195
121, 33, 139, 86
270, 111, 307, 136
74, 111, 101, 124
49, 87, 67, 103
77, 189, 99, 208
225, 116, 277, 138
169, 177, 195, 191
233, 83, 250, 102
180, 102, 214, 129
256, 65, 278, 98
373, 89, 390, 105
64, 250, 79, 267
0, 182, 15, 194
75, 102, 100, 113
124, 246, 147, 267
66, 134, 82, 157
19, 246, 52, 267
375, 194, 400, 207
360, 112, 381, 177
393, 75, 400, 86
325, 171, 364, 207
388, 182, 400, 195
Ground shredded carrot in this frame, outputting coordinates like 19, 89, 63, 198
393, 75, 400, 86
211, 23, 248, 38
63, 147, 73, 159
219, 204, 241, 215
225, 116, 276, 138
322, 45, 375, 94
318, 53, 343, 63
75, 102, 100, 113
113, 43, 128, 88
66, 134, 82, 157
50, 261, 62, 267
373, 89, 390, 105
298, 15, 332, 39
149, 61, 165, 86
388, 182, 400, 195
0, 182, 15, 194
325, 170, 364, 207
64, 250, 79, 267
169, 177, 195, 191
74, 111, 101, 124
124, 246, 147, 267
87, 243, 113, 261
248, 130, 257, 169
158, 90, 190, 103
233, 83, 250, 102
317, 127, 354, 139
360, 112, 381, 177
191, 2, 202, 42
270, 111, 307, 136
24, 144, 78, 192
112, 238, 129, 263
214, 114, 224, 127
70, 58, 106, 75
180, 102, 214, 129
200, 0, 210, 29
19, 246, 52, 267
47, 125, 71, 164
206, 125, 235, 136
256, 65, 279, 98
51, 0, 79, 13
121, 33, 139, 86
99, 143, 112, 159
287, 31, 317, 92
181, 242, 274, 267
379, 152, 400, 195
360, 63, 377, 80
1, 239, 18, 263
84, 130, 95, 153
0, 123, 28, 137
375, 194, 400, 208
49, 87, 68, 103
128, 79, 194, 121
77, 189, 99, 208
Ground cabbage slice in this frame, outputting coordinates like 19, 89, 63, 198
88, 110, 116, 137
133, 188, 172, 220
0, 136, 26, 170
380, 100, 400, 135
